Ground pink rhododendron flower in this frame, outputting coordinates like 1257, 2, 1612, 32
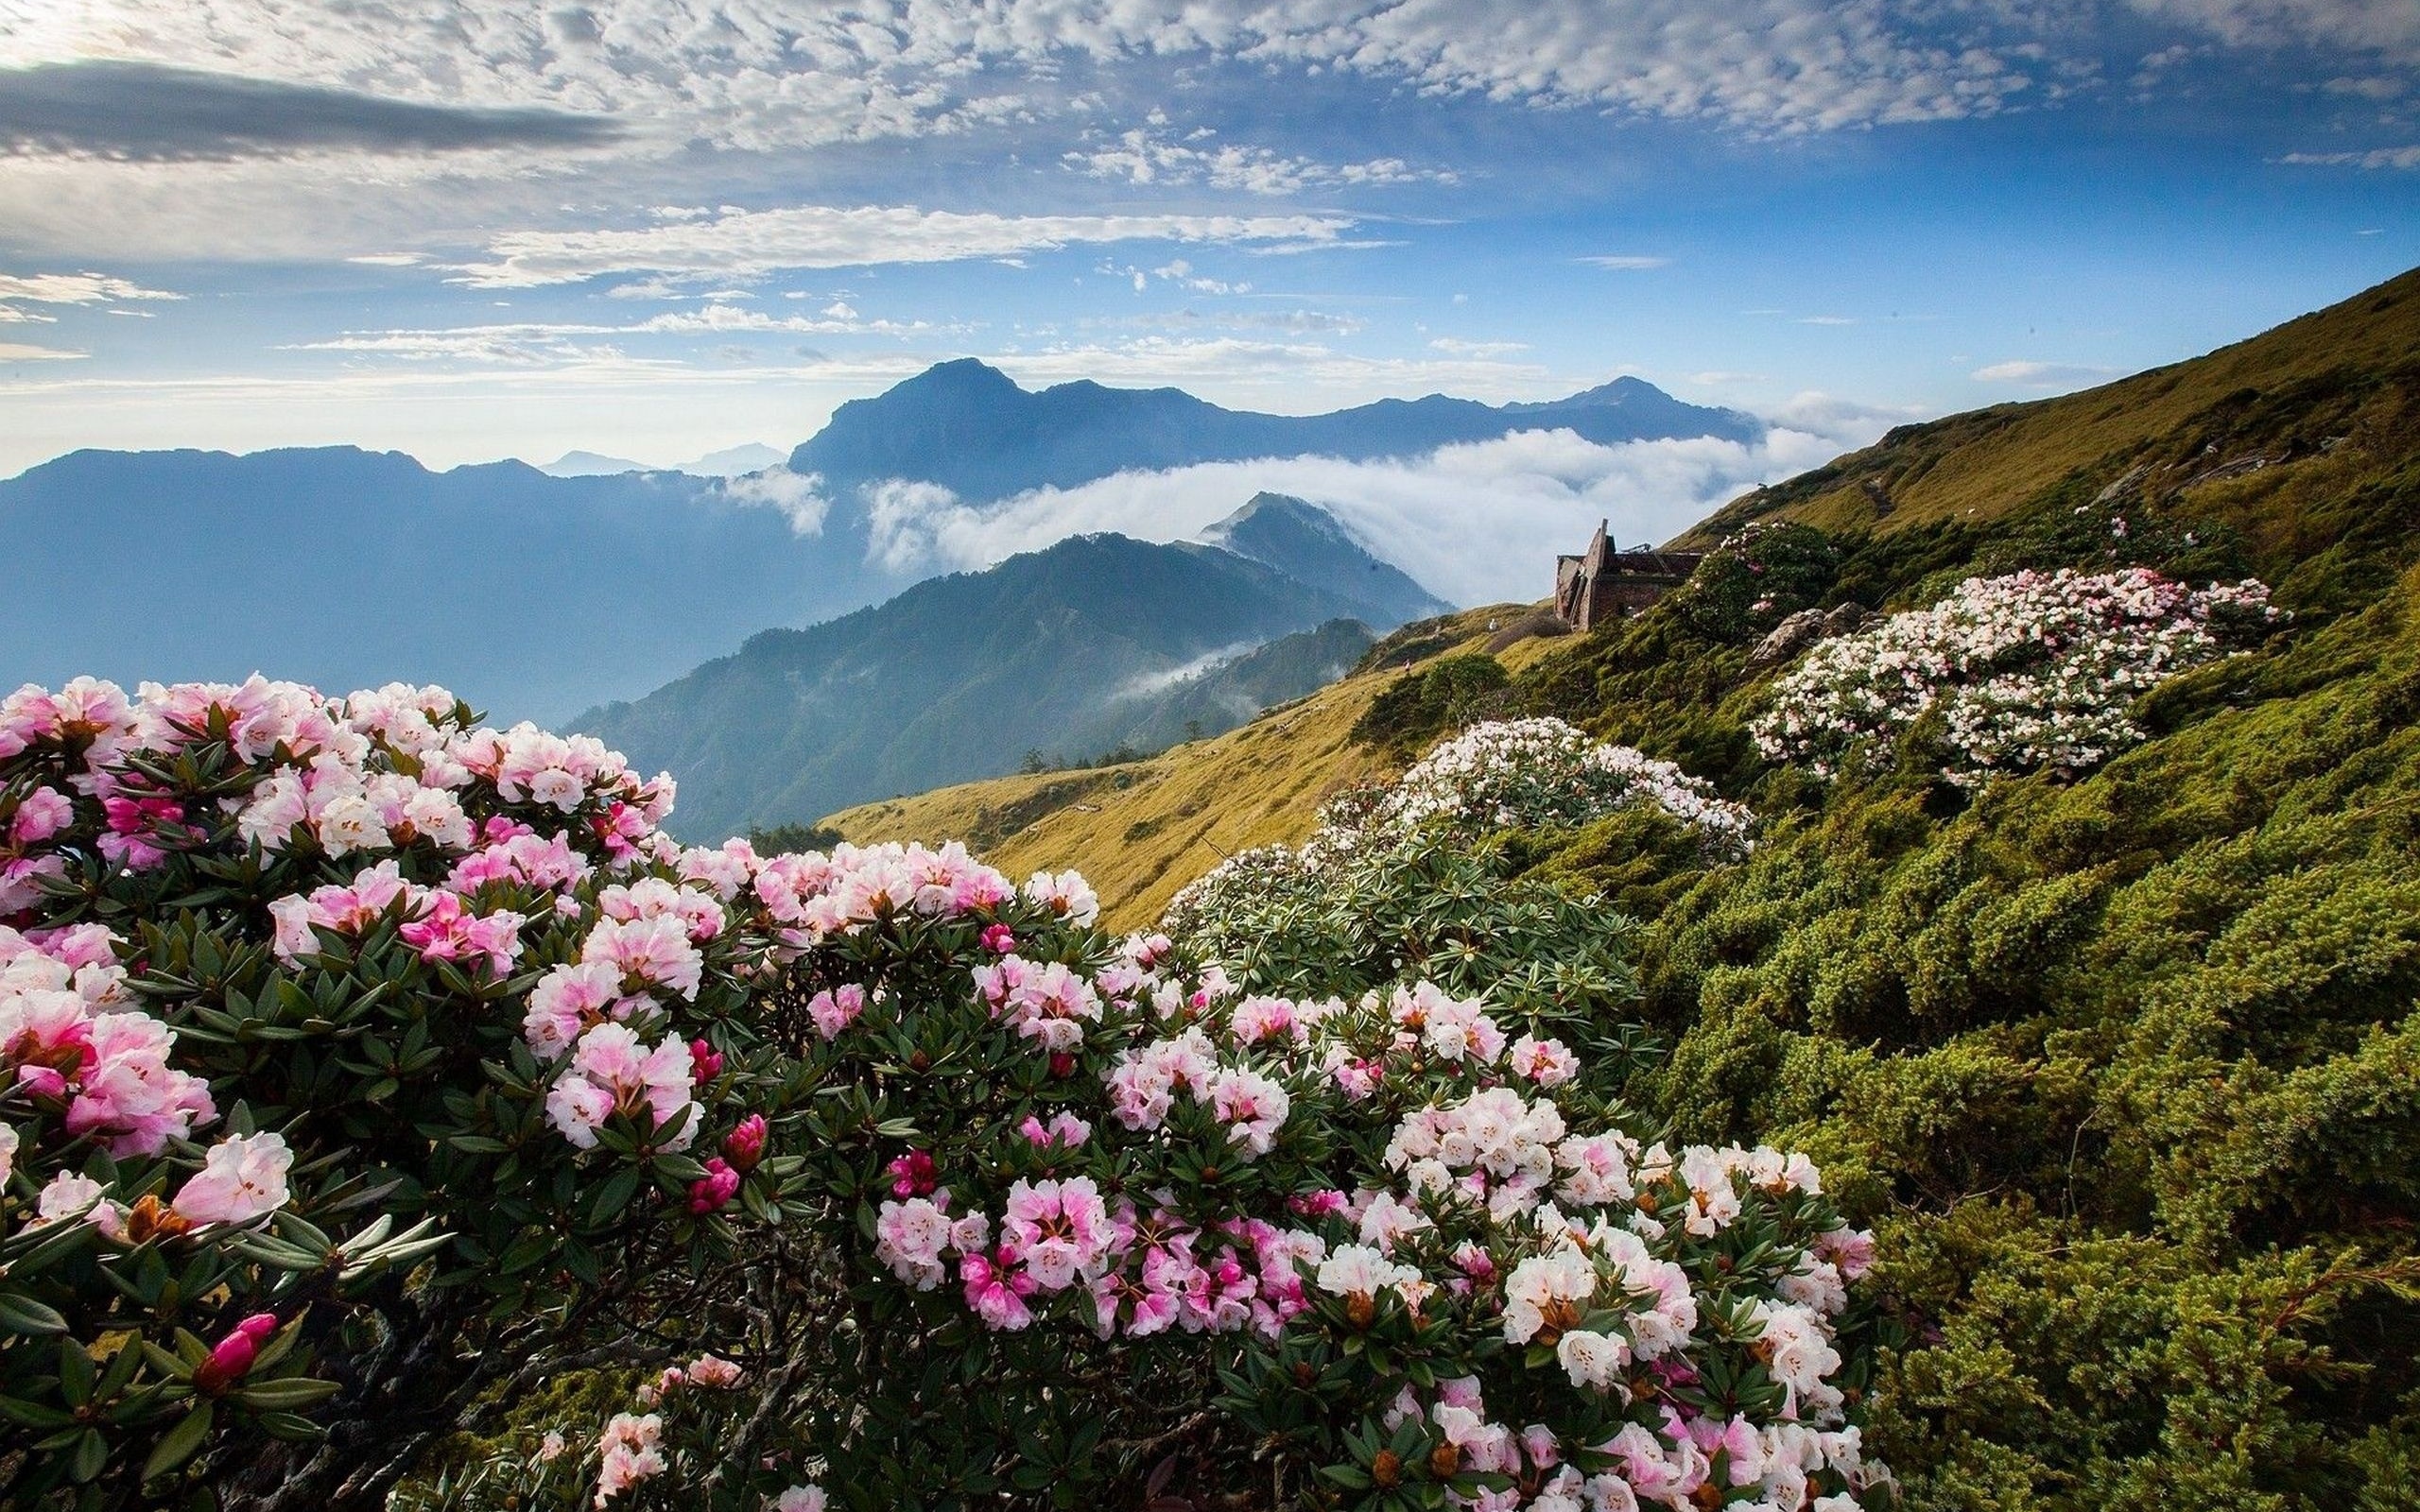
961, 1246, 1039, 1330
593, 1412, 665, 1504
172, 1131, 293, 1227
580, 914, 704, 1001
33, 1169, 129, 1240
887, 1149, 938, 1198
723, 1112, 768, 1171
398, 892, 526, 976
544, 1024, 699, 1150
522, 961, 634, 1061
805, 983, 866, 1040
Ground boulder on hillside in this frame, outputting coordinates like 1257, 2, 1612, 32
1748, 609, 1831, 668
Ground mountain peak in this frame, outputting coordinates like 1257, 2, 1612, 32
897, 357, 1022, 397
1200, 492, 1450, 628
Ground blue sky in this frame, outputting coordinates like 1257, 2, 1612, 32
0, 0, 2415, 485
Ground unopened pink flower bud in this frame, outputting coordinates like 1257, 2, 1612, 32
980, 924, 1015, 954
690, 1038, 724, 1085
688, 1158, 740, 1214
193, 1314, 279, 1394
723, 1113, 768, 1172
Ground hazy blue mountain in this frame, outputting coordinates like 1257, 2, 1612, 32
539, 442, 786, 478
576, 531, 1413, 840
687, 443, 786, 476
1200, 493, 1451, 629
0, 446, 875, 725
786, 360, 1761, 507
538, 450, 652, 476
1087, 618, 1375, 759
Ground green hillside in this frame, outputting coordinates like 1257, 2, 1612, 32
842, 267, 2420, 1508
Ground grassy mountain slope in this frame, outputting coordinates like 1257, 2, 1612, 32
832, 267, 2420, 1507
825, 606, 1529, 921
1683, 265, 2420, 544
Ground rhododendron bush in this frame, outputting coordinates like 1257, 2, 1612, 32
0, 678, 803, 1509
0, 679, 1880, 1512
487, 843, 1886, 1512
1165, 719, 1750, 1001
1750, 567, 2280, 783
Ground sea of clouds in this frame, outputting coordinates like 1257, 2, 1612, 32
805, 396, 1900, 608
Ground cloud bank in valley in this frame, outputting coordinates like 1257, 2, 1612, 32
847, 405, 1893, 608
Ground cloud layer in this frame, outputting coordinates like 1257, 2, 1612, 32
454, 204, 1361, 286
849, 415, 1885, 607
0, 61, 623, 162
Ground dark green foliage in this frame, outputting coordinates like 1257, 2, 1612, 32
1668, 522, 1840, 643
1482, 341, 2420, 1509
1347, 653, 1514, 755
749, 821, 845, 854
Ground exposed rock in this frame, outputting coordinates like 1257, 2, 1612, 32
1820, 602, 1868, 638
1859, 477, 1895, 516
2182, 454, 2273, 490
1747, 609, 1831, 668
2093, 462, 2152, 506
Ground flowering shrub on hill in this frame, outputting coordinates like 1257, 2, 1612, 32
1750, 567, 2280, 783
490, 843, 1887, 1512
0, 677, 800, 1508
1, 678, 1866, 1511
1165, 719, 1752, 980
1368, 720, 1754, 860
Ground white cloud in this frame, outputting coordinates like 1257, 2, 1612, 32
2126, 0, 2420, 62
2279, 146, 2420, 169
281, 304, 942, 364
1064, 121, 1453, 196
1428, 337, 1528, 357
720, 466, 833, 536
1971, 359, 2122, 387
0, 341, 87, 361
344, 252, 423, 266
0, 272, 182, 305
452, 203, 1361, 286
856, 413, 1887, 607
1577, 256, 1670, 270
11, 0, 2072, 157
1796, 315, 1858, 326
0, 269, 182, 323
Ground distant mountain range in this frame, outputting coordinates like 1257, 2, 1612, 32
0, 447, 878, 726
577, 499, 1431, 840
0, 365, 1745, 726
538, 442, 786, 478
788, 359, 1761, 507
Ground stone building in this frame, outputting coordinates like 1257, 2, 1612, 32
1553, 520, 1703, 632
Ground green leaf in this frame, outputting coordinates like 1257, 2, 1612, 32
0, 1293, 70, 1335
142, 1402, 215, 1483
235, 1377, 342, 1410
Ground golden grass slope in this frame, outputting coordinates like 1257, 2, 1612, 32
1678, 265, 2420, 543
823, 606, 1531, 930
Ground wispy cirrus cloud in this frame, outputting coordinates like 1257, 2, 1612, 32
2279, 146, 2420, 169
1578, 256, 1671, 270
282, 304, 946, 363
450, 204, 1364, 287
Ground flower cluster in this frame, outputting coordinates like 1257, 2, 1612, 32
1752, 567, 2280, 783
0, 675, 803, 1494
826, 926, 1884, 1511
1167, 718, 1750, 935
